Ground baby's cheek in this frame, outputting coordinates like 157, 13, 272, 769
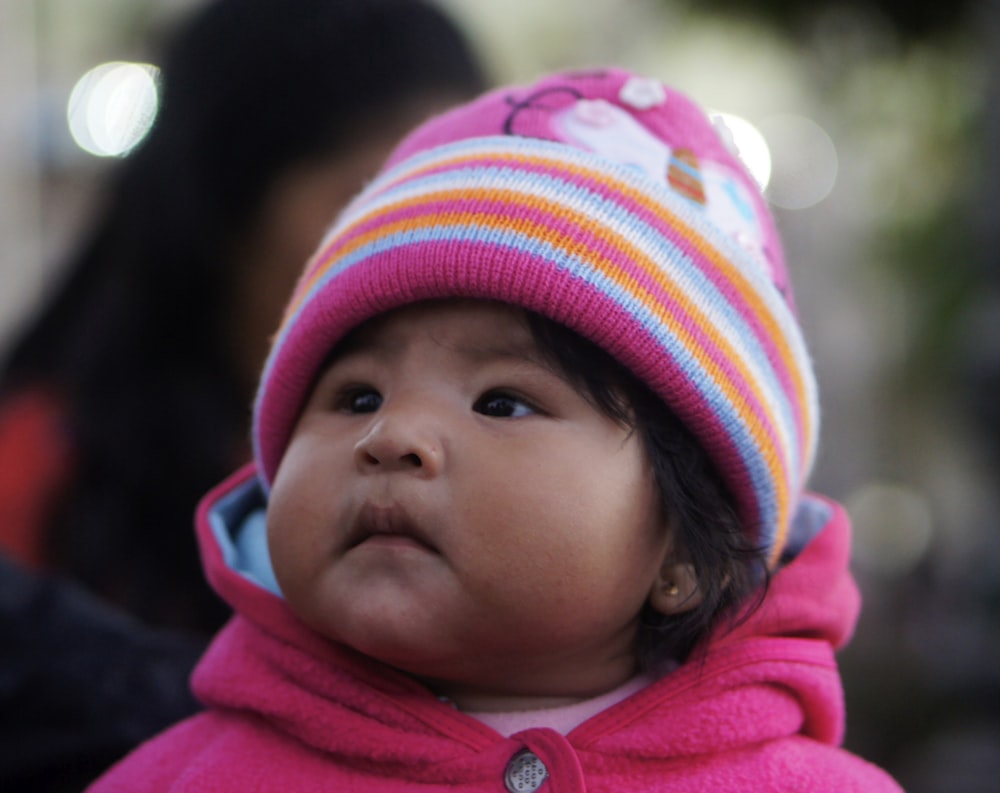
265, 503, 316, 595
265, 528, 297, 600
267, 532, 341, 639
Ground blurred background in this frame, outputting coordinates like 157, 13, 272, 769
0, 1, 996, 790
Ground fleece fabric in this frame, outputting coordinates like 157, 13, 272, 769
87, 465, 903, 792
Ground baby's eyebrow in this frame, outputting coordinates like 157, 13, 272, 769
451, 341, 580, 389
444, 338, 550, 369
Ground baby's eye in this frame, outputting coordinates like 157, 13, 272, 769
336, 386, 382, 414
473, 390, 537, 418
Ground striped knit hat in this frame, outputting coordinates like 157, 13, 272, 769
253, 68, 819, 567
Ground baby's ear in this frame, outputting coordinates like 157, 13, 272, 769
648, 558, 703, 616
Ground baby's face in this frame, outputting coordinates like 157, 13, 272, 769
267, 300, 670, 709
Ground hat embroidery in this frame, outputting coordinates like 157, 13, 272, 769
555, 98, 670, 182
554, 97, 768, 271
501, 85, 584, 136
668, 148, 707, 204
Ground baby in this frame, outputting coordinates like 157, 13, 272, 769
87, 68, 903, 791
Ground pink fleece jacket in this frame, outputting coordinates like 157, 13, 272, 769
87, 466, 903, 792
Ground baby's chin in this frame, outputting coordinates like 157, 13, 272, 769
311, 602, 644, 710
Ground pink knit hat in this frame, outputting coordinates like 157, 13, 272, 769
253, 68, 819, 566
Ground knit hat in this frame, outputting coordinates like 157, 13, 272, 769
253, 67, 819, 567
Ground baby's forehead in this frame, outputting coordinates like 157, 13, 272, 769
319, 298, 547, 367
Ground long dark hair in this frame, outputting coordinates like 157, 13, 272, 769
0, 0, 486, 633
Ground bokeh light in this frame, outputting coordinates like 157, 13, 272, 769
67, 61, 160, 157
757, 113, 838, 209
846, 481, 935, 578
711, 111, 772, 191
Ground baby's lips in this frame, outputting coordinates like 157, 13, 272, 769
348, 502, 439, 552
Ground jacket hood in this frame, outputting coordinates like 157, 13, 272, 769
191, 463, 861, 769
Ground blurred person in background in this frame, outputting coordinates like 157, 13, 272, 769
0, 0, 486, 789
0, 0, 486, 633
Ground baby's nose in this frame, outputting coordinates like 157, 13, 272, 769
353, 409, 443, 476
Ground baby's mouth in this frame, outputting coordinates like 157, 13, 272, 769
348, 503, 439, 552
